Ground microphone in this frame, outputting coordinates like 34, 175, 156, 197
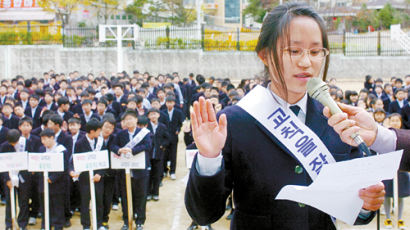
307, 78, 372, 156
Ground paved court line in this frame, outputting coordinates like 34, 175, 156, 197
170, 176, 187, 230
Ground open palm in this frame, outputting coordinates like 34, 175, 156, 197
191, 97, 227, 158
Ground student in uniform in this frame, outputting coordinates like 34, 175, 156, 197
0, 116, 9, 145
24, 94, 43, 129
185, 3, 384, 229
38, 129, 69, 230
69, 118, 105, 230
100, 114, 117, 229
146, 108, 169, 201
111, 109, 152, 230
17, 117, 42, 228
0, 129, 21, 230
46, 114, 73, 227
160, 96, 183, 180
67, 117, 84, 215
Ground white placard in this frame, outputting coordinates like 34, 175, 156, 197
73, 150, 109, 172
0, 152, 28, 172
28, 152, 64, 172
110, 152, 145, 169
185, 149, 198, 169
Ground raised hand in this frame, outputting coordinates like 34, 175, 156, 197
191, 97, 227, 158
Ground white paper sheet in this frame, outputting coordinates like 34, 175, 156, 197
275, 150, 403, 225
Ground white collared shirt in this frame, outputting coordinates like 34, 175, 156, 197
268, 83, 308, 124
168, 108, 174, 121
31, 106, 37, 118
86, 134, 95, 151
54, 130, 61, 142
150, 122, 158, 134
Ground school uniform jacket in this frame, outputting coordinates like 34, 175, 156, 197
147, 122, 169, 160
159, 108, 184, 141
0, 126, 9, 145
388, 100, 408, 114
56, 130, 73, 168
3, 114, 20, 130
111, 128, 152, 179
185, 96, 374, 230
37, 145, 68, 195
24, 106, 43, 129
400, 103, 410, 129
396, 129, 410, 172
19, 135, 43, 184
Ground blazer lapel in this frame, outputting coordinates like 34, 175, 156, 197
305, 96, 329, 139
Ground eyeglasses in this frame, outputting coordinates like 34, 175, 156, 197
283, 46, 329, 61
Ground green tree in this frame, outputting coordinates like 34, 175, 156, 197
243, 0, 278, 23
378, 3, 395, 29
38, 0, 86, 25
125, 0, 150, 26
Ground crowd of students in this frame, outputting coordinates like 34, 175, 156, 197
0, 71, 408, 230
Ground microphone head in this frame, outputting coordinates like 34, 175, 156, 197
307, 77, 329, 100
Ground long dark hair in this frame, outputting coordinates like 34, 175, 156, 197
255, 2, 330, 99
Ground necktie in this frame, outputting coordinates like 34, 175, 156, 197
290, 105, 301, 116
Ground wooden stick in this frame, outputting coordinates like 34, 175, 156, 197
393, 173, 399, 229
125, 168, 133, 229
89, 170, 97, 230
44, 171, 50, 230
8, 171, 16, 230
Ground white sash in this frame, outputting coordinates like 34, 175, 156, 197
237, 85, 335, 181
124, 128, 150, 150
95, 136, 104, 152
16, 136, 26, 152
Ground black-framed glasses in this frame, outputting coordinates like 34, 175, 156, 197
283, 46, 330, 61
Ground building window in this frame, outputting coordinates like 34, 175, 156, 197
225, 0, 240, 24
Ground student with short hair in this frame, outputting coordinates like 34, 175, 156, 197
146, 109, 169, 201
111, 110, 152, 230
17, 117, 42, 227
38, 128, 69, 230
0, 129, 22, 230
69, 118, 105, 230
24, 94, 43, 129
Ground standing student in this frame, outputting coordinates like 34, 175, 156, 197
38, 129, 69, 230
147, 108, 169, 201
111, 110, 152, 230
0, 116, 9, 145
185, 3, 385, 229
47, 114, 73, 227
69, 118, 105, 230
67, 117, 85, 215
388, 88, 408, 114
160, 96, 183, 180
0, 129, 21, 230
24, 94, 43, 129
100, 115, 117, 229
17, 117, 42, 228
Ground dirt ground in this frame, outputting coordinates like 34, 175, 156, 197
0, 78, 408, 230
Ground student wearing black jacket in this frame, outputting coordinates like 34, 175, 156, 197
38, 129, 69, 230
0, 129, 21, 230
111, 110, 152, 230
69, 118, 105, 230
146, 109, 169, 201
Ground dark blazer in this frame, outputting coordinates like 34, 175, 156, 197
159, 108, 184, 141
185, 96, 373, 230
401, 103, 410, 129
3, 114, 20, 130
147, 122, 169, 160
111, 128, 152, 178
24, 106, 43, 129
102, 134, 116, 177
31, 126, 44, 137
112, 95, 128, 117
59, 110, 74, 123
396, 129, 410, 172
37, 145, 68, 195
388, 100, 408, 114
79, 113, 100, 131
56, 130, 73, 167
0, 126, 9, 145
19, 135, 43, 185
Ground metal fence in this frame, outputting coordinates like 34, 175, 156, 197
0, 25, 408, 56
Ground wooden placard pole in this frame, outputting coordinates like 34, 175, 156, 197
125, 168, 133, 229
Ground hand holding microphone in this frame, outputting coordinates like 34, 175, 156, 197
307, 78, 375, 156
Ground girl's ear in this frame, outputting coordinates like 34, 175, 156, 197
257, 49, 268, 66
